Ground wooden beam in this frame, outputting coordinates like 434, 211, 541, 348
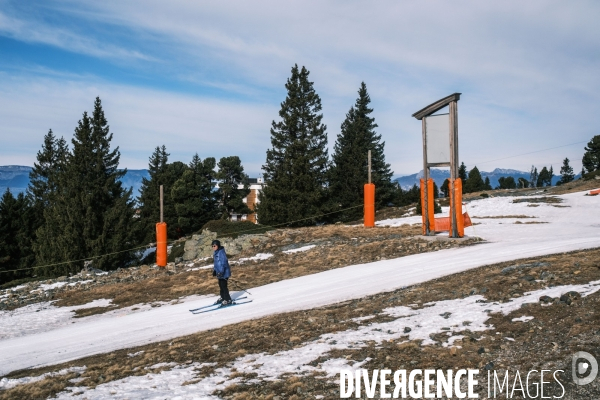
412, 93, 461, 121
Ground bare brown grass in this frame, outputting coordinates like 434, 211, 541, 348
54, 224, 481, 315
3, 247, 599, 399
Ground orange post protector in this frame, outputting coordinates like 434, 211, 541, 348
420, 179, 435, 234
364, 183, 375, 227
451, 178, 464, 237
156, 222, 167, 267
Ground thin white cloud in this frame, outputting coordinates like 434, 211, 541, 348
0, 10, 152, 62
0, 74, 276, 174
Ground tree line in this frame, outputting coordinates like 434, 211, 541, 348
2, 65, 600, 284
0, 98, 252, 283
436, 147, 598, 197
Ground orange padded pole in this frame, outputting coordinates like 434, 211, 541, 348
364, 183, 375, 227
156, 222, 167, 267
451, 178, 464, 237
420, 179, 435, 235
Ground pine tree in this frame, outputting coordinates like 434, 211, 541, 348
497, 176, 516, 189
440, 179, 450, 198
329, 82, 395, 221
34, 97, 136, 276
136, 146, 188, 241
537, 166, 551, 187
464, 166, 485, 193
136, 145, 169, 243
171, 154, 218, 235
27, 130, 69, 245
458, 162, 468, 193
215, 156, 251, 220
257, 65, 329, 226
530, 166, 538, 188
582, 135, 600, 173
558, 158, 574, 184
0, 190, 36, 283
484, 177, 492, 190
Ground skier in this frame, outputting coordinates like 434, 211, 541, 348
212, 240, 232, 305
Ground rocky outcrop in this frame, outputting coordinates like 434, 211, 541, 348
182, 230, 268, 261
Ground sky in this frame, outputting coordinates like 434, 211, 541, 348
1, 0, 599, 177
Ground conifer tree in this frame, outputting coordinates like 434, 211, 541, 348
137, 145, 168, 242
530, 166, 538, 188
497, 176, 516, 189
440, 179, 450, 198
559, 158, 575, 184
171, 154, 218, 234
136, 146, 188, 241
34, 97, 136, 276
458, 162, 468, 193
28, 130, 68, 211
329, 82, 395, 221
257, 65, 329, 226
464, 166, 485, 193
582, 135, 600, 173
215, 156, 251, 220
484, 177, 492, 190
0, 190, 36, 283
537, 167, 551, 187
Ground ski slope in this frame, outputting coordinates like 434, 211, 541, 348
0, 190, 598, 376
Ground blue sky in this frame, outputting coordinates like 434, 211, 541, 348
1, 0, 599, 177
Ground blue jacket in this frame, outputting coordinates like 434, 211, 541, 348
213, 247, 231, 279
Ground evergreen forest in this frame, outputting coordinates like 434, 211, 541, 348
1, 66, 598, 286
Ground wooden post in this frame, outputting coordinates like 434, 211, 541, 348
156, 184, 167, 267
368, 150, 372, 184
421, 118, 430, 235
364, 150, 375, 228
160, 185, 164, 223
449, 101, 459, 238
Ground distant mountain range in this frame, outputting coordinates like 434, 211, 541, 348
1, 165, 572, 199
0, 166, 150, 198
395, 167, 565, 190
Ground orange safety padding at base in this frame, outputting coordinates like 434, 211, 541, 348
434, 217, 450, 232
156, 222, 167, 267
420, 179, 435, 234
451, 179, 465, 237
364, 183, 375, 227
435, 212, 472, 232
463, 211, 473, 228
590, 189, 600, 195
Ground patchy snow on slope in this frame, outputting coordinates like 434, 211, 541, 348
1, 190, 599, 377
0, 366, 86, 390
50, 279, 600, 399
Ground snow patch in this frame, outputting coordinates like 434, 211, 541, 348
283, 245, 316, 254
512, 316, 534, 322
0, 366, 86, 390
51, 280, 600, 399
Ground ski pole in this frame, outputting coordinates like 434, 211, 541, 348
229, 278, 252, 296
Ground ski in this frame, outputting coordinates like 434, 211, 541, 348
189, 296, 247, 312
191, 300, 253, 314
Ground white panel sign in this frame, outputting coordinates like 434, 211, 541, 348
425, 114, 450, 164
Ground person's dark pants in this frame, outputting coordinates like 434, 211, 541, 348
218, 278, 231, 301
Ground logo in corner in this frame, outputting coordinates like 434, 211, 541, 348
572, 351, 598, 385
